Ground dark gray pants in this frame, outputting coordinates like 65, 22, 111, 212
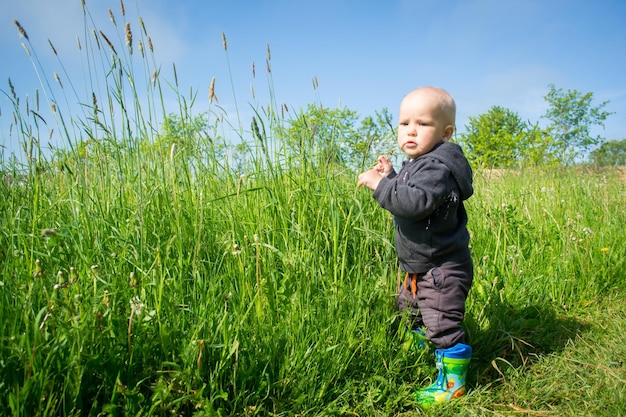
397, 260, 473, 349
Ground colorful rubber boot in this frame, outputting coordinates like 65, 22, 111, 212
401, 327, 429, 352
415, 343, 472, 407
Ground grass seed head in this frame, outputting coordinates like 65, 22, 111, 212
14, 20, 29, 41
70, 267, 78, 282
41, 228, 58, 237
8, 78, 16, 98
108, 8, 116, 26
125, 22, 133, 54
222, 32, 227, 51
48, 39, 58, 55
129, 271, 139, 287
34, 259, 43, 277
197, 339, 205, 370
209, 77, 216, 103
139, 17, 147, 36
99, 31, 117, 55
20, 43, 31, 57
54, 72, 63, 89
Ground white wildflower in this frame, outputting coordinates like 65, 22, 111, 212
130, 295, 145, 317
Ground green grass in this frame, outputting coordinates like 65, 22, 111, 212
1, 4, 625, 416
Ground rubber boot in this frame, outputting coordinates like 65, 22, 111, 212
415, 343, 471, 407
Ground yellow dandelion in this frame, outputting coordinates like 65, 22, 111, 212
601, 247, 609, 252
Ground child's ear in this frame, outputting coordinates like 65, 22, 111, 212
442, 125, 454, 141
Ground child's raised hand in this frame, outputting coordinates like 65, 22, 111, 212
376, 155, 393, 177
358, 156, 393, 191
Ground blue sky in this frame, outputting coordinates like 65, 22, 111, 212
1, 0, 625, 159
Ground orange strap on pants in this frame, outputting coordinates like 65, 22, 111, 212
403, 272, 418, 300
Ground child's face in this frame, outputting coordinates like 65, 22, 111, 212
397, 89, 454, 159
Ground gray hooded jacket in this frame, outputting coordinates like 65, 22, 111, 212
372, 141, 473, 273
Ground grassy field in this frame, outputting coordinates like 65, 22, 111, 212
2, 4, 625, 416
2, 139, 625, 417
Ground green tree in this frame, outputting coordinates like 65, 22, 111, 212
590, 139, 626, 166
349, 108, 396, 170
542, 84, 613, 164
155, 113, 211, 159
459, 106, 551, 168
280, 104, 395, 171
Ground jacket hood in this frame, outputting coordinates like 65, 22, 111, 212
427, 142, 473, 200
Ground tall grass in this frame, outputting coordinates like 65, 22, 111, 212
1, 3, 625, 416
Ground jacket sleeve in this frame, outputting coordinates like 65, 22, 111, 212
372, 159, 450, 220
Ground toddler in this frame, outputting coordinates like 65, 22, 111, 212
357, 86, 474, 406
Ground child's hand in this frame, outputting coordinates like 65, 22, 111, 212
357, 168, 383, 190
376, 155, 393, 177
358, 156, 393, 191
